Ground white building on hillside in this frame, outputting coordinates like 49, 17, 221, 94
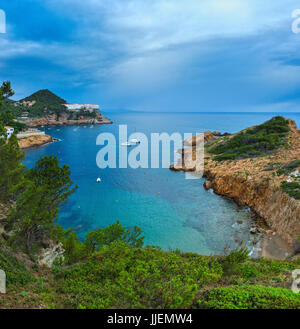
5, 126, 14, 138
64, 104, 100, 113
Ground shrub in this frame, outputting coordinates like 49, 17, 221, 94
209, 116, 290, 161
197, 285, 300, 309
0, 243, 33, 287
281, 181, 300, 200
55, 241, 223, 309
221, 247, 249, 276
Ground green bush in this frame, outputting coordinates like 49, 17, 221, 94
197, 285, 300, 309
221, 247, 249, 276
209, 116, 290, 161
55, 241, 223, 309
0, 243, 33, 287
281, 181, 300, 200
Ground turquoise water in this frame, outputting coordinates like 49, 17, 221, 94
23, 112, 300, 255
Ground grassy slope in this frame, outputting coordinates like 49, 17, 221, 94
1, 241, 300, 309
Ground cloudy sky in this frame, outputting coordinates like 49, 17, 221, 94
1, 0, 300, 112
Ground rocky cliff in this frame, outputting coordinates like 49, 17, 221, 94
25, 113, 112, 127
18, 134, 55, 149
171, 118, 300, 251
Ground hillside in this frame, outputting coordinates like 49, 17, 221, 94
0, 113, 299, 309
15, 89, 67, 118
20, 89, 67, 106
7, 89, 112, 126
171, 116, 300, 252
0, 234, 300, 309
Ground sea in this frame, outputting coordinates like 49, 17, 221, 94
23, 112, 300, 255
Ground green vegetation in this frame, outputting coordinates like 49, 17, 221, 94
0, 86, 299, 309
209, 116, 290, 161
276, 160, 300, 176
281, 181, 300, 200
21, 89, 66, 105
0, 133, 25, 201
277, 160, 300, 200
198, 286, 300, 309
53, 242, 223, 309
68, 108, 97, 120
0, 81, 26, 132
60, 221, 144, 265
1, 83, 99, 121
18, 89, 67, 118
1, 232, 300, 309
0, 242, 34, 287
8, 155, 78, 253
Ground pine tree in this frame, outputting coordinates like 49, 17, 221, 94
9, 155, 77, 252
0, 130, 25, 201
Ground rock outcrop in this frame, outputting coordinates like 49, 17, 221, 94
203, 169, 300, 246
37, 241, 65, 268
170, 119, 300, 251
25, 113, 112, 127
18, 134, 55, 149
184, 131, 218, 146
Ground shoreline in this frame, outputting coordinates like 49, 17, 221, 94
170, 119, 300, 260
24, 116, 113, 128
191, 170, 293, 260
18, 134, 59, 150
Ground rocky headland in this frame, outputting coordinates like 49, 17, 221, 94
18, 134, 56, 149
24, 113, 113, 128
170, 117, 300, 258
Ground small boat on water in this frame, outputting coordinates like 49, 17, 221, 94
130, 138, 141, 145
121, 142, 132, 147
121, 139, 141, 147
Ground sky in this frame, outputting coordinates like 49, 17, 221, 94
0, 0, 300, 112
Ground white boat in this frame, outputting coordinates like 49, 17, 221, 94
121, 142, 132, 147
130, 138, 140, 145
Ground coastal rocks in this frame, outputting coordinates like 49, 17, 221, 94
25, 113, 113, 127
171, 118, 300, 254
212, 131, 231, 137
18, 134, 54, 149
37, 241, 65, 268
169, 165, 196, 172
204, 169, 300, 247
203, 180, 213, 190
184, 131, 216, 146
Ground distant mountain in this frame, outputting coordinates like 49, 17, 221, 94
20, 89, 67, 106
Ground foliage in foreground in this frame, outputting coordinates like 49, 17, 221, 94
8, 155, 77, 253
0, 234, 300, 309
55, 241, 223, 309
50, 242, 300, 309
208, 116, 290, 161
197, 285, 300, 309
0, 242, 33, 287
60, 221, 145, 265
